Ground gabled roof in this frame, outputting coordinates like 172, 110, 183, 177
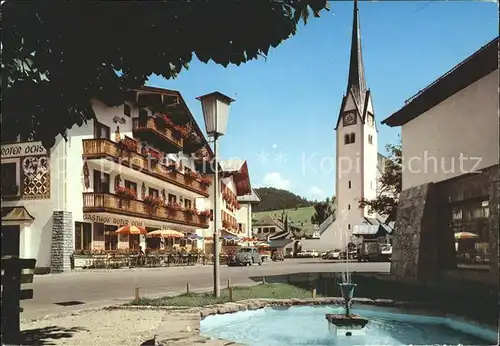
237, 189, 261, 204
382, 37, 499, 127
254, 215, 281, 228
219, 160, 251, 196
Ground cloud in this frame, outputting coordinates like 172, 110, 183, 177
261, 172, 291, 190
308, 185, 326, 200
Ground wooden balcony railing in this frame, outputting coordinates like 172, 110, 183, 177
83, 192, 209, 228
82, 138, 209, 197
132, 118, 183, 149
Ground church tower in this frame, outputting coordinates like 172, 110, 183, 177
334, 0, 378, 247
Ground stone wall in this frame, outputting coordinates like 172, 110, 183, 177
51, 211, 73, 273
392, 165, 499, 284
390, 183, 439, 280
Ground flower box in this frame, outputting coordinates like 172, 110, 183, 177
200, 177, 211, 187
183, 207, 198, 215
199, 210, 211, 218
172, 125, 190, 140
144, 195, 162, 206
115, 186, 137, 199
117, 136, 138, 153
166, 202, 182, 212
146, 148, 162, 161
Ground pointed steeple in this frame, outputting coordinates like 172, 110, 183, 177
346, 0, 367, 107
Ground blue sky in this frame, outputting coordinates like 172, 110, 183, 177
147, 1, 498, 201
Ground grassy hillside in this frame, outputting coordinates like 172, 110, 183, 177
253, 187, 314, 213
253, 206, 315, 229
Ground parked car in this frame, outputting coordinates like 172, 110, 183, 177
228, 247, 262, 266
380, 244, 392, 262
297, 250, 320, 258
322, 249, 341, 260
272, 251, 284, 262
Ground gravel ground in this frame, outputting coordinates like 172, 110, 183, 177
20, 309, 165, 345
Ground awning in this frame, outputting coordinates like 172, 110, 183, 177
221, 229, 240, 237
1, 207, 35, 222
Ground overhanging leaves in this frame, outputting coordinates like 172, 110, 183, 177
1, 0, 329, 149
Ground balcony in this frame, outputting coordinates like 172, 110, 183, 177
83, 192, 209, 228
82, 138, 210, 197
132, 117, 183, 153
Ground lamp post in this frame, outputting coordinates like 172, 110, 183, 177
197, 91, 235, 298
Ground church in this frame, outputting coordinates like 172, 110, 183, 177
265, 0, 393, 253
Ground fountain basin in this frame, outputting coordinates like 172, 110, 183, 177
325, 313, 369, 328
201, 304, 496, 345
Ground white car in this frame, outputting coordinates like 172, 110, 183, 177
296, 250, 319, 258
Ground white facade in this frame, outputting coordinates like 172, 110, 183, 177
401, 70, 499, 190
1, 93, 213, 269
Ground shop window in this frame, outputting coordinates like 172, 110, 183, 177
93, 222, 105, 241
129, 234, 140, 250
74, 222, 92, 250
104, 225, 118, 250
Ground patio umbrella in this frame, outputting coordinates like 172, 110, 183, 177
146, 229, 185, 238
257, 243, 271, 248
115, 225, 147, 235
454, 232, 478, 240
187, 234, 203, 240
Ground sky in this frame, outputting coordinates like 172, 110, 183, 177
147, 1, 498, 201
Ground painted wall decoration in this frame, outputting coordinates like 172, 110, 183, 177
114, 126, 121, 142
22, 156, 50, 199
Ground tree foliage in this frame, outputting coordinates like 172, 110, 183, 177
253, 187, 314, 212
358, 142, 402, 223
311, 196, 336, 225
1, 0, 329, 149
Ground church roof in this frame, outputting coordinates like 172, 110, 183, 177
383, 36, 498, 127
346, 0, 367, 107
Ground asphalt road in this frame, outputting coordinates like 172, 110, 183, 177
21, 259, 390, 319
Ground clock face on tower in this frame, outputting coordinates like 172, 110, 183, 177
343, 111, 357, 126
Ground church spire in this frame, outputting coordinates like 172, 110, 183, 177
346, 0, 367, 105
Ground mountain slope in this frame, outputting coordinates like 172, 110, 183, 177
253, 187, 314, 213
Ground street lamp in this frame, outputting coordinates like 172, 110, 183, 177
197, 91, 235, 298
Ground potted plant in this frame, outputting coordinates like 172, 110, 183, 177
144, 195, 161, 206
183, 207, 197, 216
166, 162, 178, 174
146, 148, 162, 162
115, 186, 137, 200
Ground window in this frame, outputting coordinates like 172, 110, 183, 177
263, 227, 269, 233
139, 108, 148, 118
125, 180, 137, 194
348, 224, 351, 230
348, 204, 351, 210
210, 209, 214, 221
149, 187, 159, 198
124, 104, 131, 117
93, 170, 110, 193
104, 225, 118, 250
184, 199, 192, 209
74, 222, 92, 250
344, 133, 355, 145
1, 162, 19, 195
348, 181, 352, 189
257, 228, 262, 233
129, 234, 140, 250
168, 194, 177, 203
368, 135, 373, 144
368, 114, 374, 126
238, 223, 243, 232
270, 227, 276, 233
94, 121, 110, 139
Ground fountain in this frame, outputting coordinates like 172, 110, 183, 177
326, 232, 369, 333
